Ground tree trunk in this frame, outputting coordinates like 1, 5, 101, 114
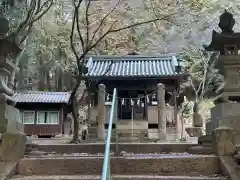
38, 70, 46, 90
7, 46, 26, 90
46, 71, 52, 91
17, 63, 25, 89
192, 102, 203, 127
72, 92, 80, 142
69, 80, 82, 143
57, 70, 63, 91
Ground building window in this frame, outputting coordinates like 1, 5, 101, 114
19, 111, 23, 123
37, 111, 46, 124
37, 111, 59, 124
23, 78, 28, 84
22, 111, 35, 124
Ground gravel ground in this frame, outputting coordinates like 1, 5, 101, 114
25, 152, 205, 158
28, 123, 197, 145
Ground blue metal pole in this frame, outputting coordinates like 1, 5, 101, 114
101, 88, 117, 180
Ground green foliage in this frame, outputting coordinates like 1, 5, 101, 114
15, 2, 75, 91
1, 0, 26, 32
182, 100, 194, 119
181, 46, 224, 102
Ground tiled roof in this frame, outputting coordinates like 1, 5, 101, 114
85, 55, 184, 78
12, 91, 71, 104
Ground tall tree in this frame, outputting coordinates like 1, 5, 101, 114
181, 46, 224, 127
0, 0, 53, 92
15, 2, 75, 91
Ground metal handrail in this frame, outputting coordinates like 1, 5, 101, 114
101, 88, 117, 180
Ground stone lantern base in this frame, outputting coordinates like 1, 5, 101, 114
211, 103, 240, 144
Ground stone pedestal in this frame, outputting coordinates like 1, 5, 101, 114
212, 126, 236, 156
185, 127, 203, 137
97, 84, 106, 141
157, 83, 166, 140
211, 103, 240, 144
0, 132, 26, 161
0, 103, 24, 133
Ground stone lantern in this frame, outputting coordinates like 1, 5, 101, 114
0, 37, 27, 161
0, 38, 23, 133
0, 17, 28, 161
204, 10, 240, 145
0, 16, 22, 106
0, 38, 22, 105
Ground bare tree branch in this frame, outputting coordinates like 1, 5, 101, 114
190, 77, 198, 101
199, 55, 210, 99
70, 7, 79, 61
35, 0, 52, 15
108, 13, 176, 33
12, 0, 53, 44
35, 0, 41, 14
149, 0, 162, 32
88, 22, 116, 52
89, 0, 121, 45
13, 0, 36, 39
88, 13, 177, 54
19, 21, 33, 45
73, 0, 85, 51
85, 0, 91, 46
32, 0, 54, 22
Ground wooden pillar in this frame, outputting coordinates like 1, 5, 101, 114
144, 90, 148, 121
173, 90, 180, 139
86, 82, 91, 125
97, 84, 106, 140
157, 83, 166, 140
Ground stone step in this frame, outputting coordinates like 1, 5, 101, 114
37, 143, 196, 154
9, 175, 229, 180
17, 155, 220, 176
198, 135, 212, 147
188, 146, 214, 155
198, 135, 212, 144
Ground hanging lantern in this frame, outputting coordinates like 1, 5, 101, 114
121, 98, 125, 105
106, 94, 110, 101
152, 92, 156, 100
147, 96, 150, 103
137, 98, 140, 106
131, 99, 134, 106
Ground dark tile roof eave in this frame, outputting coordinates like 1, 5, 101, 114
12, 91, 71, 104
15, 101, 70, 104
85, 54, 178, 59
84, 73, 187, 79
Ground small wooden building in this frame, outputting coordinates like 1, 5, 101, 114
12, 91, 71, 137
84, 55, 187, 139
